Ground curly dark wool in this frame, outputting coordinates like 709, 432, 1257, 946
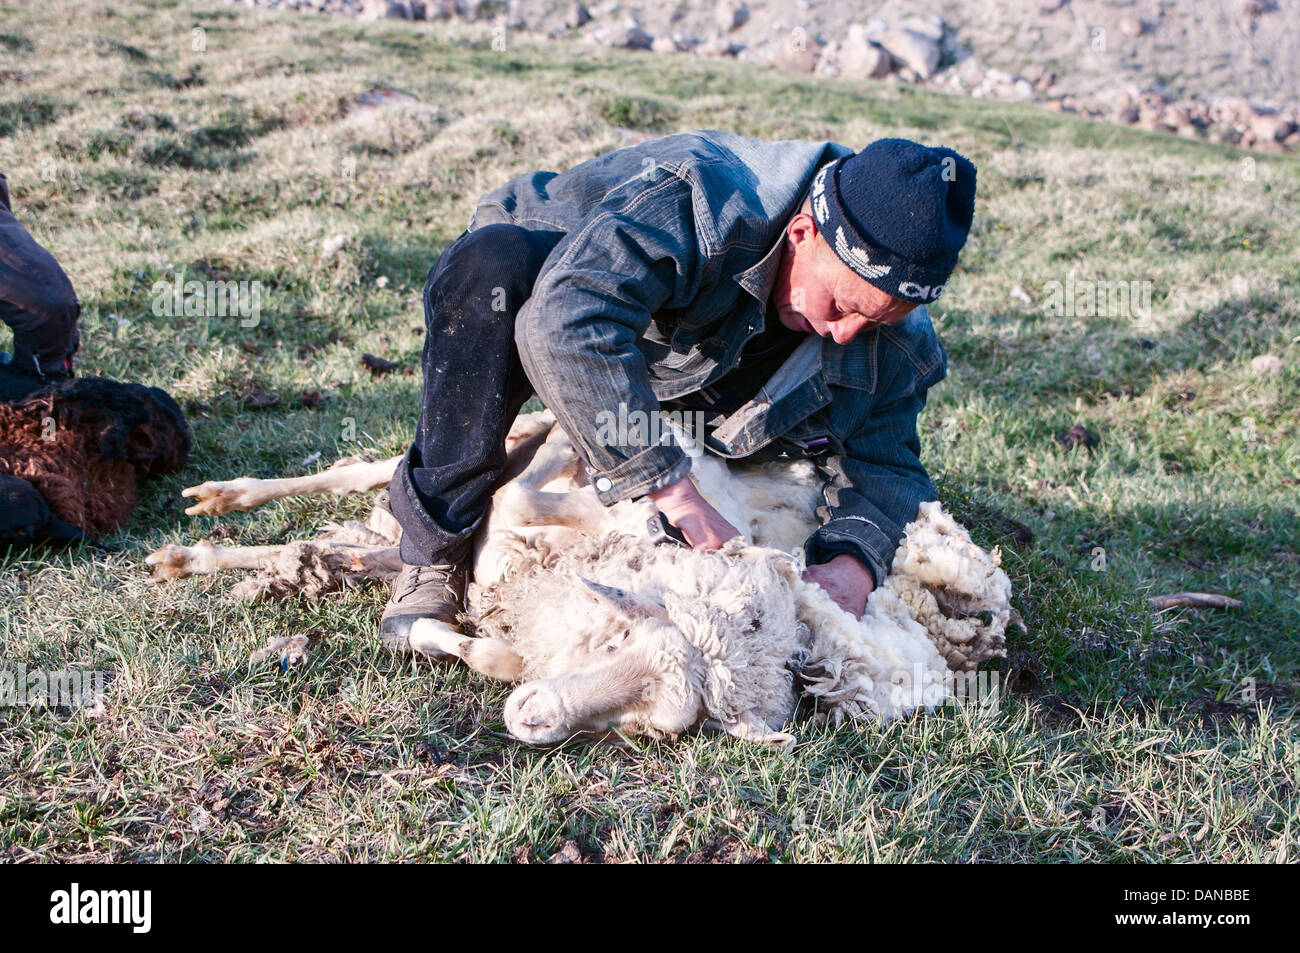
0, 374, 190, 540
22, 376, 190, 474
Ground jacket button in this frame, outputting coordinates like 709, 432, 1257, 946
595, 477, 612, 492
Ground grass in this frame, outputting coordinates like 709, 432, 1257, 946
0, 0, 1297, 863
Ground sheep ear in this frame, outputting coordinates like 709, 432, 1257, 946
572, 574, 669, 623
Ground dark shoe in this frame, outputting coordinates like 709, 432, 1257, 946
378, 560, 468, 652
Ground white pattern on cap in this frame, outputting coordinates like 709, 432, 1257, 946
833, 226, 892, 281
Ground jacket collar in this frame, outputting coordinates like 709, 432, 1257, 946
731, 235, 786, 309
820, 332, 877, 392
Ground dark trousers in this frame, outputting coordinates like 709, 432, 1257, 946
389, 224, 565, 565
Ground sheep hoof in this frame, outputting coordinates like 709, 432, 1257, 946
145, 544, 190, 580
145, 541, 215, 580
181, 478, 261, 515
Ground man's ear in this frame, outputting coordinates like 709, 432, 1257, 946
786, 209, 818, 251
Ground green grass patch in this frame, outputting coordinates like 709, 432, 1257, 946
0, 0, 1296, 863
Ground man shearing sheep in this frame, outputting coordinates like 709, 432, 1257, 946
380, 130, 977, 649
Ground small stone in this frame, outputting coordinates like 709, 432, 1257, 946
651, 35, 681, 53
716, 0, 749, 32
565, 1, 591, 29
957, 57, 984, 87
898, 14, 945, 42
772, 35, 822, 73
812, 41, 842, 76
877, 26, 940, 79
840, 24, 891, 79
1059, 425, 1097, 452
1040, 0, 1065, 11
1119, 16, 1145, 37
1251, 354, 1284, 375
607, 18, 652, 50
547, 840, 585, 864
1252, 114, 1295, 142
1020, 63, 1046, 86
695, 33, 736, 56
357, 0, 406, 19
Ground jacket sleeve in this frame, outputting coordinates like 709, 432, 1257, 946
803, 336, 947, 588
514, 173, 704, 504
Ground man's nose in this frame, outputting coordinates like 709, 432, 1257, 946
831, 315, 865, 344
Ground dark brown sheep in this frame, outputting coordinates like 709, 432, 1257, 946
0, 368, 190, 543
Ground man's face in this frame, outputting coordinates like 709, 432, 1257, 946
770, 210, 915, 345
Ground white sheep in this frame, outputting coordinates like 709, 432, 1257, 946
149, 411, 1015, 746
418, 496, 1009, 746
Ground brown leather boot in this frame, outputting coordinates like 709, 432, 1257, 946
378, 560, 469, 653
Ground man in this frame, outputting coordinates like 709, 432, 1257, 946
0, 172, 81, 401
380, 130, 976, 648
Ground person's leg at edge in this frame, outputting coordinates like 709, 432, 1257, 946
380, 224, 564, 650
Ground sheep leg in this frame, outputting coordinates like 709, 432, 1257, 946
178, 412, 555, 518
517, 424, 584, 489
146, 540, 287, 579
407, 618, 524, 678
503, 659, 653, 745
180, 456, 402, 516
146, 539, 400, 581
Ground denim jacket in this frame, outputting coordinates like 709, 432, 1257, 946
469, 130, 948, 586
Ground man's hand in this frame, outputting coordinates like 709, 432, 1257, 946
648, 477, 742, 552
802, 553, 875, 618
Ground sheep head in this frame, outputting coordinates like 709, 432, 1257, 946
478, 539, 808, 747
502, 593, 702, 745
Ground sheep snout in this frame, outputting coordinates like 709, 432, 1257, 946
504, 682, 572, 745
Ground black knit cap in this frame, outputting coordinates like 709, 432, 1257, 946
809, 138, 977, 303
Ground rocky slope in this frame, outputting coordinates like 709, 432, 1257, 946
211, 0, 1300, 152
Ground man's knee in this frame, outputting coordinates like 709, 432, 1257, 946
425, 225, 544, 315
